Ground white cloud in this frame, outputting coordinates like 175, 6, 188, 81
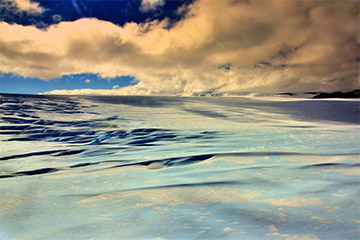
139, 0, 165, 12
1, 0, 359, 95
6, 0, 44, 15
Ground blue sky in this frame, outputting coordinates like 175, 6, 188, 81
1, 0, 192, 28
0, 73, 138, 94
0, 0, 359, 95
0, 0, 191, 94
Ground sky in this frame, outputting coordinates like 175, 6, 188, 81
0, 0, 359, 95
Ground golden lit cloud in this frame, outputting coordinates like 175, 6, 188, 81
0, 0, 359, 95
139, 0, 165, 12
5, 0, 44, 15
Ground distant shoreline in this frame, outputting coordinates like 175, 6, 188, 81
275, 89, 360, 99
0, 89, 359, 99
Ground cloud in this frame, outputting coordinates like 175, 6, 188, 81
2, 0, 44, 15
0, 0, 359, 95
139, 0, 165, 12
52, 14, 62, 23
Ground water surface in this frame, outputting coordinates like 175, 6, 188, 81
1, 94, 359, 239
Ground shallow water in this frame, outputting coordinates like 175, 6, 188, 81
0, 94, 359, 239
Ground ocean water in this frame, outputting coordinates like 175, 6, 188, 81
0, 93, 359, 240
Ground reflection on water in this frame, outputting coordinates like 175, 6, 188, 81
0, 94, 359, 239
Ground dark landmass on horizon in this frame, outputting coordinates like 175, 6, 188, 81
193, 89, 360, 98
0, 90, 359, 99
312, 89, 359, 99
275, 89, 360, 99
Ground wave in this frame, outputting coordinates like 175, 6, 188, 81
1, 93, 359, 240
1, 150, 358, 179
